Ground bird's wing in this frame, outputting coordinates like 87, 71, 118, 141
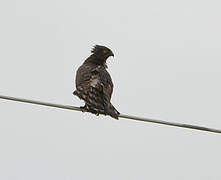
94, 65, 113, 101
75, 64, 113, 111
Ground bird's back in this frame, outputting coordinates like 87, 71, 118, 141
74, 61, 119, 119
73, 46, 119, 119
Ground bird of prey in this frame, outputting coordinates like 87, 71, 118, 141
73, 45, 120, 119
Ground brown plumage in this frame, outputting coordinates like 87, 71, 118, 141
73, 45, 120, 119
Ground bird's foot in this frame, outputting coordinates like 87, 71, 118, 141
80, 105, 88, 112
80, 105, 99, 116
89, 109, 100, 116
87, 106, 100, 116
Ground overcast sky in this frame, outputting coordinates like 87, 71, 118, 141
0, 0, 221, 179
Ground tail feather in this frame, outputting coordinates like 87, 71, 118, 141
105, 103, 120, 120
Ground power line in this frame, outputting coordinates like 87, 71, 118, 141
0, 94, 220, 134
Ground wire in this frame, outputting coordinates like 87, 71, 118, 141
0, 94, 220, 134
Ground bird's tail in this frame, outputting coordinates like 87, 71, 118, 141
105, 103, 120, 120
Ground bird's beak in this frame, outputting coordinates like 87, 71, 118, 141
110, 51, 114, 57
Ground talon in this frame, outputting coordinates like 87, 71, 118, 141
80, 105, 102, 117
80, 105, 87, 112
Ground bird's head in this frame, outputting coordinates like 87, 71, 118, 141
91, 45, 114, 61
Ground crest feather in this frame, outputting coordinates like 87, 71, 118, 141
91, 45, 109, 54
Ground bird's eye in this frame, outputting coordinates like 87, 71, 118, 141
103, 50, 108, 54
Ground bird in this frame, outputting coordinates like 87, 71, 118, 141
73, 45, 120, 119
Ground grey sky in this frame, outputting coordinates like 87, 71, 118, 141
0, 0, 221, 179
